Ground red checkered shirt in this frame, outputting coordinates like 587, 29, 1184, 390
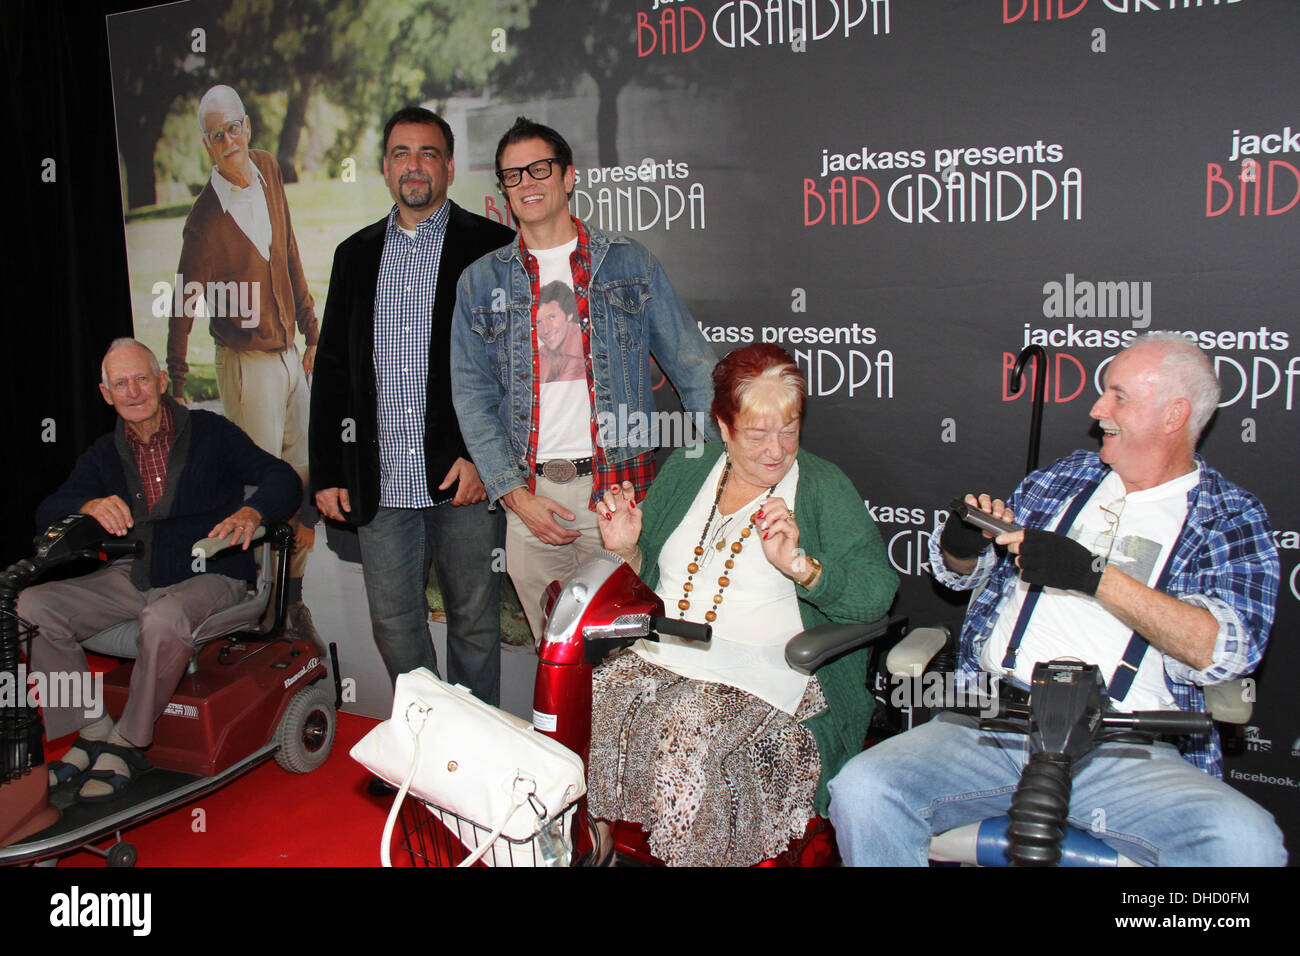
125, 402, 175, 512
520, 217, 656, 509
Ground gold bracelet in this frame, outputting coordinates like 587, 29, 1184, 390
796, 556, 822, 589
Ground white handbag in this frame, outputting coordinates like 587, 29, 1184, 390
350, 667, 585, 867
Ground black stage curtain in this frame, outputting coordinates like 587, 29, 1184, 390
3, 1, 143, 565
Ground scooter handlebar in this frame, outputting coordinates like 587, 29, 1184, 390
1102, 710, 1215, 737
651, 616, 712, 643
96, 541, 144, 558
972, 703, 1216, 740
579, 615, 711, 665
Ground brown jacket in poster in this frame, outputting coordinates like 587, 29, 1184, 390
166, 148, 319, 396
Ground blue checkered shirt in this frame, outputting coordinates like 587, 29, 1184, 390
928, 450, 1278, 778
373, 202, 450, 508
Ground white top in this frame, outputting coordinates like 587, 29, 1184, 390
636, 456, 808, 715
981, 468, 1199, 711
210, 164, 271, 261
532, 240, 592, 461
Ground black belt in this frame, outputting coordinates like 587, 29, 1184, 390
535, 457, 594, 483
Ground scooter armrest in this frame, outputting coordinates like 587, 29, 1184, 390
191, 526, 267, 560
885, 625, 950, 678
785, 616, 900, 675
1203, 679, 1253, 725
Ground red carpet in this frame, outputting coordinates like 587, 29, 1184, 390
49, 710, 414, 867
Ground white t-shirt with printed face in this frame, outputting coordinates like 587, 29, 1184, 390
981, 468, 1200, 711
531, 241, 592, 461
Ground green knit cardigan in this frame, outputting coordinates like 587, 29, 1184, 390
631, 443, 899, 814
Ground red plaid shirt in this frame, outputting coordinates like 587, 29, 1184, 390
125, 402, 175, 512
520, 217, 656, 509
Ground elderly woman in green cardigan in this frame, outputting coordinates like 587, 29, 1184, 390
588, 343, 898, 866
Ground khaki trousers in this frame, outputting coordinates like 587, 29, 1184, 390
214, 343, 310, 577
504, 475, 603, 639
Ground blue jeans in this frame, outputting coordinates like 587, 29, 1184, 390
356, 502, 505, 705
828, 712, 1286, 866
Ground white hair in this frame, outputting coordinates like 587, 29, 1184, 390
101, 337, 161, 387
1125, 331, 1221, 440
197, 85, 245, 134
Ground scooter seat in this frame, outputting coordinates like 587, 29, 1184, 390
81, 528, 277, 658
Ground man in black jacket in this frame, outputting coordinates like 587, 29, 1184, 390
310, 108, 514, 704
21, 339, 301, 802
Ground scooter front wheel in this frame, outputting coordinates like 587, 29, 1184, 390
274, 681, 336, 773
106, 841, 137, 868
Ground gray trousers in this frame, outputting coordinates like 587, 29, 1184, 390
17, 560, 246, 747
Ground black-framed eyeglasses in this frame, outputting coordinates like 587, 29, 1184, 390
496, 158, 561, 188
204, 119, 245, 145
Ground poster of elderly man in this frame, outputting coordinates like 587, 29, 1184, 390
165, 82, 321, 650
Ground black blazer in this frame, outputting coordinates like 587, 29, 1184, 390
309, 201, 515, 525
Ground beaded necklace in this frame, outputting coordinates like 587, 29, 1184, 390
677, 458, 778, 623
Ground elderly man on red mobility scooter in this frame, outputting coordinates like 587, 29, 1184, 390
19, 338, 300, 804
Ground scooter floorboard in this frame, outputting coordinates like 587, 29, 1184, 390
0, 743, 276, 865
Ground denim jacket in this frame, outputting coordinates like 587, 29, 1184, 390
450, 223, 720, 504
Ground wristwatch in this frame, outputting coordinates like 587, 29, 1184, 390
796, 556, 823, 589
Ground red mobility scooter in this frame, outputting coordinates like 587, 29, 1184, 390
396, 547, 899, 866
0, 513, 337, 866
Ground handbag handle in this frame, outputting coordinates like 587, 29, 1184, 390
378, 702, 434, 867
457, 772, 539, 867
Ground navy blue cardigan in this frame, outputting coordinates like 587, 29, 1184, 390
35, 399, 301, 589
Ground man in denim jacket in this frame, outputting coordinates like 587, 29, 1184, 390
451, 117, 719, 637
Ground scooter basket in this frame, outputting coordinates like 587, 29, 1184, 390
351, 668, 586, 866
399, 794, 581, 867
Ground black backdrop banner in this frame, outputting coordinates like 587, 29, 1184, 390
15, 0, 1300, 860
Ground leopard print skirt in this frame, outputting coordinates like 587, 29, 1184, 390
587, 651, 827, 867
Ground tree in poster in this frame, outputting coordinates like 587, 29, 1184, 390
108, 2, 212, 209
492, 0, 715, 168
110, 0, 527, 207
214, 0, 527, 182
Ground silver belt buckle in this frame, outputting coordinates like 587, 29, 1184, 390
541, 459, 578, 483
